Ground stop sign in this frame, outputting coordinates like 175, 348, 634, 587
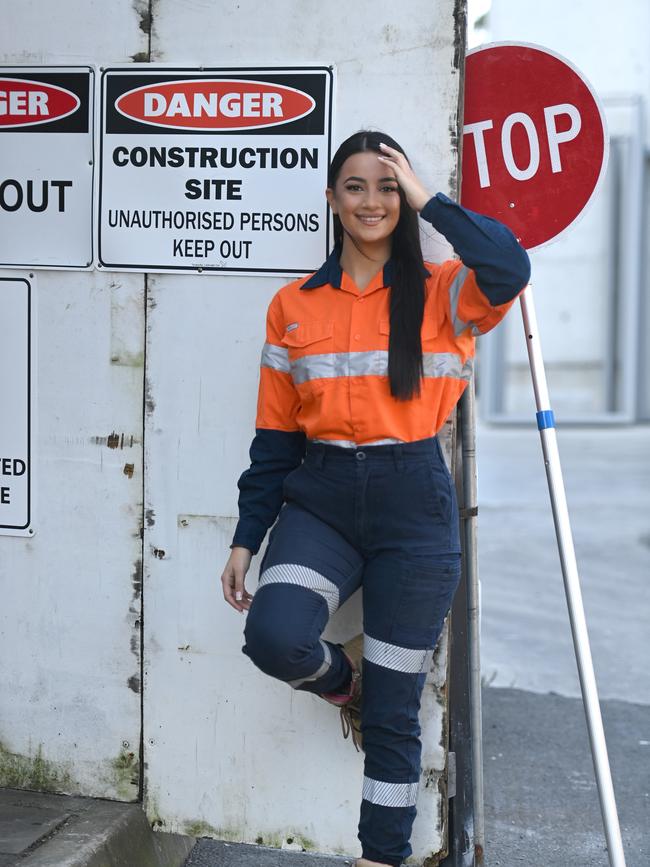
461, 43, 608, 250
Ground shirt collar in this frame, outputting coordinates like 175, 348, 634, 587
300, 250, 395, 290
301, 249, 342, 289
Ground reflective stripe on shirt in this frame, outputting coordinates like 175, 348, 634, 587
288, 349, 473, 384
261, 342, 290, 373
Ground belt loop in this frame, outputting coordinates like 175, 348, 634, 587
313, 446, 325, 469
393, 443, 405, 471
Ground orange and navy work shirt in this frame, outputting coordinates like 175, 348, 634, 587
232, 192, 531, 553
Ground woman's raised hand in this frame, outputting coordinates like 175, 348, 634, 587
377, 142, 431, 213
221, 546, 254, 612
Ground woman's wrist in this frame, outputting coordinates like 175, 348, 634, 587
413, 191, 434, 213
231, 544, 254, 556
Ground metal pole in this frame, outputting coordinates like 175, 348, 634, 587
519, 285, 627, 867
459, 382, 484, 863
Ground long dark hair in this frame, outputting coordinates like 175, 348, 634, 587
327, 130, 428, 401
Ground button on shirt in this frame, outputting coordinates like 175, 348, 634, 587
232, 192, 531, 553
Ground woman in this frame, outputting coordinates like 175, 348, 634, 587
221, 130, 530, 867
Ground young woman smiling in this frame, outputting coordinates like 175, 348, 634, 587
221, 130, 530, 867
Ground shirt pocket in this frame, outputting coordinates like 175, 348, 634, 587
379, 316, 439, 342
283, 320, 335, 387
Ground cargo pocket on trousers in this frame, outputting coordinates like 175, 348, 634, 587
390, 560, 461, 648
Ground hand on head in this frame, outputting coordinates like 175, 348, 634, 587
377, 142, 431, 213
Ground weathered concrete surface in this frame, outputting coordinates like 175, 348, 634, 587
476, 423, 650, 704
477, 422, 650, 865
0, 788, 194, 867
483, 687, 649, 867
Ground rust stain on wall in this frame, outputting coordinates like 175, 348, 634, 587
92, 432, 138, 449
123, 462, 135, 478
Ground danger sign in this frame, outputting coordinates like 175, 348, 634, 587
0, 68, 95, 268
461, 44, 607, 250
98, 67, 333, 274
0, 274, 35, 536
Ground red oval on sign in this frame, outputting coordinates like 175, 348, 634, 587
0, 78, 80, 128
461, 44, 608, 251
115, 79, 316, 131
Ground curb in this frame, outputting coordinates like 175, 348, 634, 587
0, 788, 194, 867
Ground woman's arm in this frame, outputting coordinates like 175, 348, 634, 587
230, 290, 306, 556
419, 192, 531, 309
231, 427, 305, 554
378, 142, 531, 334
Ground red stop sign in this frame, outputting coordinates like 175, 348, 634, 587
461, 43, 608, 250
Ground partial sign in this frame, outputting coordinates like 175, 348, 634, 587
98, 67, 333, 274
462, 44, 608, 250
0, 68, 95, 268
0, 274, 35, 536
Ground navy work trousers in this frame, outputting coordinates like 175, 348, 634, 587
242, 436, 462, 867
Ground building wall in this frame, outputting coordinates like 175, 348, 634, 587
143, 1, 464, 857
0, 0, 467, 860
482, 0, 649, 420
0, 1, 146, 801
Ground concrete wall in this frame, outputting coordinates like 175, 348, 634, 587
0, 1, 146, 800
0, 0, 467, 862
143, 1, 464, 859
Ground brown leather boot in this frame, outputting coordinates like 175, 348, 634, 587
320, 633, 363, 751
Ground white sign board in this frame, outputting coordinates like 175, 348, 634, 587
98, 67, 333, 274
0, 67, 94, 269
0, 274, 35, 536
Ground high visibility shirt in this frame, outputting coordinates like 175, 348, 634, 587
232, 193, 531, 553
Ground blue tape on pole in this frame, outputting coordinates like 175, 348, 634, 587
536, 409, 556, 430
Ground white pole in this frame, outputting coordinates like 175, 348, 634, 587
519, 285, 627, 867
459, 383, 485, 859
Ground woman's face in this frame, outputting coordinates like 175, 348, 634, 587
326, 150, 401, 248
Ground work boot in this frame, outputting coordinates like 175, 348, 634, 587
320, 633, 363, 751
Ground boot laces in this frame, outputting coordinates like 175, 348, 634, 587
339, 704, 362, 751
339, 669, 362, 751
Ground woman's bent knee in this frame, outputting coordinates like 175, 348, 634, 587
243, 604, 317, 682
